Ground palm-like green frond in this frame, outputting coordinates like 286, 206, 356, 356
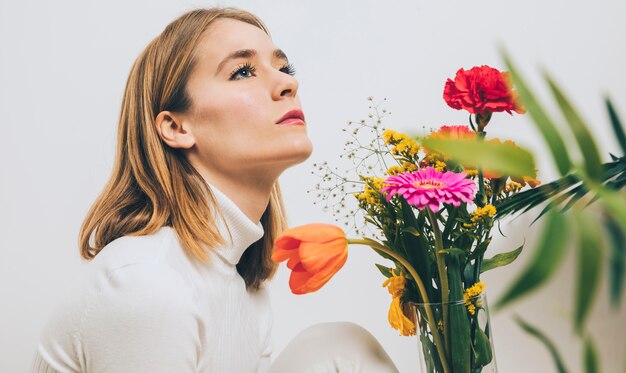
495, 158, 626, 222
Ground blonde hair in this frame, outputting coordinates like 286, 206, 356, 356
79, 7, 287, 290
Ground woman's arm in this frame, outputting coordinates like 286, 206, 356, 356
80, 263, 202, 372
254, 284, 274, 373
36, 262, 203, 373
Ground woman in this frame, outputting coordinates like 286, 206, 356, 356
31, 7, 399, 373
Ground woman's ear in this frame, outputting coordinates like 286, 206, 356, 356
154, 111, 195, 149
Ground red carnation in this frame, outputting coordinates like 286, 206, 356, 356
443, 65, 525, 116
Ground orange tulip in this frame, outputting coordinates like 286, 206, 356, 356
272, 223, 348, 294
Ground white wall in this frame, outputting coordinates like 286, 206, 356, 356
1, 0, 625, 372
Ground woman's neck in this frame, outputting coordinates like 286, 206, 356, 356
197, 170, 274, 224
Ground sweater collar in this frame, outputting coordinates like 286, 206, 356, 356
206, 181, 265, 266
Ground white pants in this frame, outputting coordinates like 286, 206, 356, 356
31, 321, 399, 373
267, 322, 399, 373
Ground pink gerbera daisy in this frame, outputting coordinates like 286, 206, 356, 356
379, 167, 477, 212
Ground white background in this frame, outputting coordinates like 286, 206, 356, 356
1, 0, 625, 372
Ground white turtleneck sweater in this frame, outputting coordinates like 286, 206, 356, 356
31, 183, 273, 373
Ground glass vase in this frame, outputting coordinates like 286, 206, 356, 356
407, 292, 497, 373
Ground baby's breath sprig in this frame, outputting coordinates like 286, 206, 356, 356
307, 97, 398, 238
308, 160, 364, 233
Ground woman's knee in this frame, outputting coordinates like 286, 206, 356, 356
296, 321, 369, 339
298, 322, 379, 346
289, 322, 399, 372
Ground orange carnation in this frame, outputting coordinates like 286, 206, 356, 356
427, 125, 475, 141
272, 223, 348, 294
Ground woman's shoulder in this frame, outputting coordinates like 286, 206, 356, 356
35, 227, 200, 371
42, 226, 195, 326
38, 226, 194, 334
88, 225, 177, 273
83, 225, 195, 307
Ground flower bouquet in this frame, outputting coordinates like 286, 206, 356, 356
272, 65, 541, 373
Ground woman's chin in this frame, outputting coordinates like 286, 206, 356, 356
275, 139, 313, 167
286, 145, 313, 165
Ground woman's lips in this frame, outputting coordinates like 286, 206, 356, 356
276, 109, 305, 125
277, 118, 305, 126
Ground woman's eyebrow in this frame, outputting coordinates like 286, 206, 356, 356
215, 48, 289, 76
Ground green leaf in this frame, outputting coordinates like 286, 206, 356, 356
499, 48, 573, 176
514, 316, 569, 373
382, 239, 399, 251
472, 325, 493, 368
584, 334, 599, 373
447, 252, 471, 373
363, 216, 378, 226
598, 188, 626, 235
545, 75, 603, 182
438, 248, 466, 258
367, 238, 398, 263
401, 226, 421, 237
400, 198, 434, 301
495, 160, 625, 220
480, 245, 524, 273
442, 211, 461, 249
606, 215, 626, 308
375, 263, 393, 278
606, 98, 626, 156
573, 210, 603, 334
420, 333, 444, 372
421, 137, 536, 178
495, 211, 569, 310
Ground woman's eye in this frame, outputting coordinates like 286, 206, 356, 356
229, 62, 257, 80
229, 62, 297, 81
280, 63, 296, 76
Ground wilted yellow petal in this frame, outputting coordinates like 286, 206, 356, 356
387, 296, 416, 336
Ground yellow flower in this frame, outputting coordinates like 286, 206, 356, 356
422, 152, 444, 167
368, 176, 385, 191
522, 175, 541, 188
382, 129, 396, 144
470, 204, 496, 224
396, 141, 409, 153
387, 296, 416, 336
386, 165, 404, 176
467, 303, 477, 315
464, 205, 496, 230
463, 282, 486, 315
386, 162, 418, 176
464, 169, 478, 177
402, 161, 418, 172
434, 160, 447, 172
505, 181, 522, 194
383, 128, 420, 157
465, 282, 486, 298
383, 271, 416, 336
382, 271, 406, 297
391, 138, 420, 157
383, 129, 407, 145
354, 176, 387, 206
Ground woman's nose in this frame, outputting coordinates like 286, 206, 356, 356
272, 70, 299, 100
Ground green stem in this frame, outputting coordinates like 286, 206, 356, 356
475, 129, 488, 283
426, 208, 450, 356
473, 236, 483, 284
347, 238, 451, 373
476, 129, 487, 207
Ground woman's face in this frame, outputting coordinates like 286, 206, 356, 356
177, 18, 312, 181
